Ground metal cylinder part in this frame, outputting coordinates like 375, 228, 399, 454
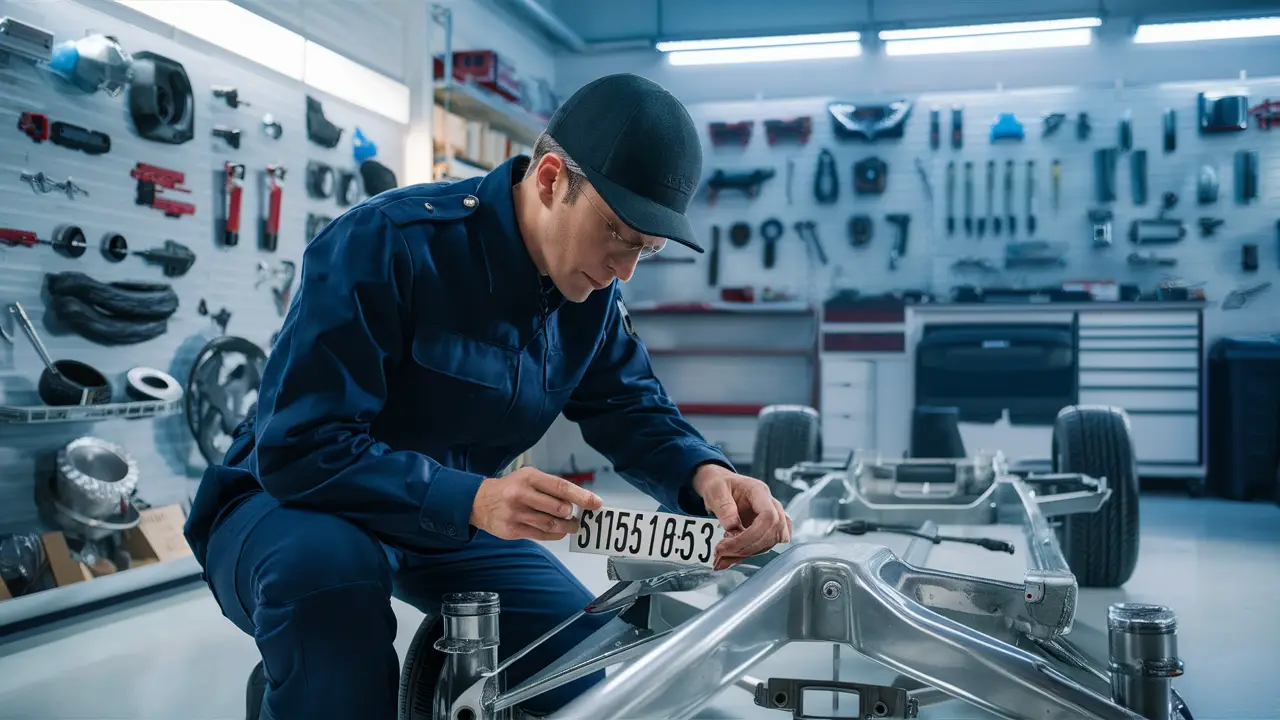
1108, 603, 1184, 720
434, 592, 506, 720
56, 436, 139, 520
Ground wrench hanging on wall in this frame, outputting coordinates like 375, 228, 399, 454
963, 161, 974, 236
1004, 160, 1016, 235
1026, 160, 1037, 235
990, 161, 1001, 235
982, 160, 993, 237
946, 161, 956, 236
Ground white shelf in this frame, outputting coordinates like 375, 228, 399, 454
434, 155, 491, 181
0, 399, 182, 424
434, 79, 547, 146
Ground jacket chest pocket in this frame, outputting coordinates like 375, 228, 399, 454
410, 331, 518, 444
543, 318, 600, 394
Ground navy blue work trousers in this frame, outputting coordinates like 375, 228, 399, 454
202, 491, 610, 719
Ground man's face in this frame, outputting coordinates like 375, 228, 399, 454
534, 159, 666, 303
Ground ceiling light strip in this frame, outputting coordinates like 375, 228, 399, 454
667, 42, 862, 66
656, 31, 861, 53
879, 17, 1101, 41
884, 28, 1094, 56
1134, 16, 1280, 44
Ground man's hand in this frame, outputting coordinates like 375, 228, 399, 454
692, 464, 792, 571
471, 467, 603, 541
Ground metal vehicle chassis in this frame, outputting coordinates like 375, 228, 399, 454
408, 454, 1190, 720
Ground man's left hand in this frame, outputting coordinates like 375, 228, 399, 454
692, 464, 792, 571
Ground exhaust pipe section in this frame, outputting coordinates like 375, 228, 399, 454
1107, 603, 1185, 720
435, 592, 506, 720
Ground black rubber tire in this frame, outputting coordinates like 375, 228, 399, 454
398, 612, 446, 720
245, 661, 266, 720
752, 405, 822, 500
1052, 405, 1141, 588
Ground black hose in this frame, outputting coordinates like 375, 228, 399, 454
46, 272, 178, 319
50, 295, 169, 345
835, 520, 1015, 554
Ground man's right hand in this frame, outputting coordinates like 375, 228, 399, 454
470, 466, 604, 541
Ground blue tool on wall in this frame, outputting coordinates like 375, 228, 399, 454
990, 113, 1025, 142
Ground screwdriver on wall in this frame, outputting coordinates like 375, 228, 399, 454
984, 160, 994, 236
946, 161, 956, 235
1026, 159, 1037, 235
1052, 159, 1061, 211
1004, 160, 1016, 235
964, 161, 974, 236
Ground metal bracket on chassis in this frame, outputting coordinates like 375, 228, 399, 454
551, 542, 1147, 720
753, 677, 919, 719
779, 463, 1109, 641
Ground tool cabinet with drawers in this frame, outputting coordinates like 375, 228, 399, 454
1076, 310, 1204, 470
819, 302, 1207, 481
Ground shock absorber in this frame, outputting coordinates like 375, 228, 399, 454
260, 164, 286, 252
435, 592, 506, 720
1108, 603, 1185, 720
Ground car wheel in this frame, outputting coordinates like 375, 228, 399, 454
398, 612, 446, 720
1052, 405, 1141, 588
752, 405, 822, 501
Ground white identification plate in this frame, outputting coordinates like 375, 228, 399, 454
570, 506, 725, 567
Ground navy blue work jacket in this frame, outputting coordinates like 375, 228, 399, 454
185, 156, 733, 565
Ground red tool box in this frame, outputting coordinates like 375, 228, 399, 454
434, 50, 521, 103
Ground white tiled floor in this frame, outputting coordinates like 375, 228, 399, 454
0, 475, 1277, 720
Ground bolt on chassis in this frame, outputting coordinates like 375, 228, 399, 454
398, 406, 1192, 720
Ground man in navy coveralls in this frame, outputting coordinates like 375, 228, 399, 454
185, 73, 792, 719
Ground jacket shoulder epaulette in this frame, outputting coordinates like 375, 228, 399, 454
374, 188, 481, 228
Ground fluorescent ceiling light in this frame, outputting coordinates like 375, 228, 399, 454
1134, 17, 1280, 44
115, 0, 306, 80
111, 0, 410, 124
304, 42, 411, 123
668, 41, 862, 66
885, 28, 1094, 56
879, 17, 1100, 41
656, 31, 861, 53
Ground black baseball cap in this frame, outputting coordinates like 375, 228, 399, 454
544, 73, 705, 253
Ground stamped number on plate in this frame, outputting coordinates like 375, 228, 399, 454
571, 507, 724, 567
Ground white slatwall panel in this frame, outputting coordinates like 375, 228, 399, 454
0, 0, 405, 533
624, 78, 1280, 345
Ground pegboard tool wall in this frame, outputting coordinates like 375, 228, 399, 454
621, 77, 1280, 339
0, 0, 405, 534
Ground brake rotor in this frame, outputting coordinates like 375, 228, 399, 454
186, 336, 267, 465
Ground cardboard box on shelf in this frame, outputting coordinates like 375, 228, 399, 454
433, 105, 468, 153
464, 120, 485, 163
0, 505, 191, 603
42, 531, 87, 588
122, 504, 193, 567
479, 128, 503, 167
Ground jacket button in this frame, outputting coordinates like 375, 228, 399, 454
424, 520, 435, 531
446, 524, 458, 537
462, 195, 478, 208
424, 202, 435, 212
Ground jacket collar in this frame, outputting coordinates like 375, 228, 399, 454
474, 155, 565, 311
